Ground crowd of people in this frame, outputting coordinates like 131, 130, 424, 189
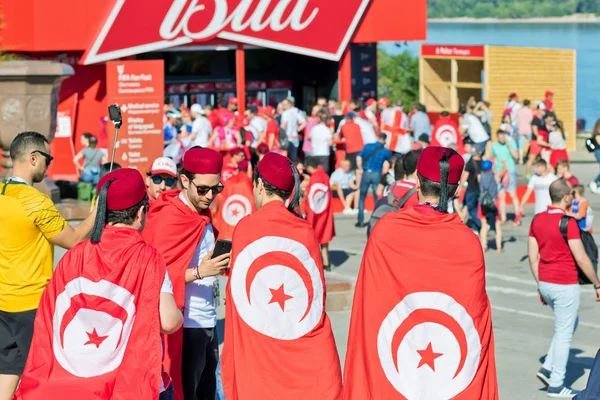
2, 88, 600, 399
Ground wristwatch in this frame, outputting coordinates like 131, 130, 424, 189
594, 284, 600, 290
192, 266, 203, 280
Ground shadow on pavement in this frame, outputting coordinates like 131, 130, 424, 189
537, 349, 595, 388
330, 250, 350, 267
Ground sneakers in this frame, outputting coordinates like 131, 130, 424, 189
547, 385, 579, 398
342, 208, 354, 216
590, 181, 599, 194
536, 368, 551, 387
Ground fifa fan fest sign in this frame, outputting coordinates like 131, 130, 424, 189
82, 0, 373, 64
106, 60, 165, 173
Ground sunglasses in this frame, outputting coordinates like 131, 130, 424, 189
31, 150, 53, 167
191, 181, 224, 196
151, 175, 176, 187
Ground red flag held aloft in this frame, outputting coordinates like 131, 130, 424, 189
222, 201, 342, 399
13, 227, 164, 399
212, 172, 256, 240
430, 116, 464, 154
343, 205, 498, 400
305, 166, 335, 245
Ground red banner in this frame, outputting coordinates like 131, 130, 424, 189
421, 45, 485, 59
246, 81, 267, 90
215, 81, 237, 91
268, 80, 293, 89
188, 82, 216, 92
106, 60, 164, 174
47, 93, 79, 181
166, 83, 189, 93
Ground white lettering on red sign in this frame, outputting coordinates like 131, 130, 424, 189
82, 0, 372, 65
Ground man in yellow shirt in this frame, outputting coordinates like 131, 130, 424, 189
0, 131, 96, 399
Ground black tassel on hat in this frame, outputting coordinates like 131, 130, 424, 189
436, 154, 450, 213
90, 178, 116, 244
287, 160, 303, 219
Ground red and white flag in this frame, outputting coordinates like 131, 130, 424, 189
343, 205, 498, 400
431, 116, 464, 154
305, 166, 335, 245
213, 172, 256, 240
222, 201, 342, 399
13, 227, 164, 399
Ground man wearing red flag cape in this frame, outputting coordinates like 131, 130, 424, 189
144, 147, 231, 400
222, 152, 342, 399
343, 146, 498, 399
305, 157, 335, 271
13, 168, 184, 399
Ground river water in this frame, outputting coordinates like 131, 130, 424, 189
383, 22, 600, 128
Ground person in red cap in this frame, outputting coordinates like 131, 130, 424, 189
344, 146, 498, 400
261, 105, 280, 152
365, 98, 379, 130
14, 168, 184, 400
143, 147, 231, 400
221, 152, 342, 400
147, 156, 178, 204
221, 147, 246, 183
545, 90, 555, 112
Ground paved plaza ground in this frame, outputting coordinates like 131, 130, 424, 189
54, 162, 600, 398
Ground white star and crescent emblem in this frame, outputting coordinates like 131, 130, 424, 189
230, 236, 323, 340
222, 194, 252, 226
377, 292, 482, 399
308, 183, 329, 215
435, 125, 459, 148
53, 278, 136, 378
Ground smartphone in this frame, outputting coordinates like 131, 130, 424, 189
211, 239, 232, 259
108, 104, 122, 125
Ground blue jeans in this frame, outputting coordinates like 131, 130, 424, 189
80, 167, 100, 185
464, 191, 481, 231
539, 282, 580, 388
215, 360, 225, 400
358, 170, 380, 225
287, 141, 299, 162
159, 384, 174, 400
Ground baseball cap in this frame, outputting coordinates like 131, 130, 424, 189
247, 104, 259, 114
378, 98, 390, 107
545, 90, 554, 97
366, 98, 376, 107
229, 97, 238, 105
190, 104, 205, 115
150, 157, 178, 178
346, 111, 356, 118
509, 93, 517, 99
166, 110, 181, 119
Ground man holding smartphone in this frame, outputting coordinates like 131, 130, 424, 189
144, 147, 230, 400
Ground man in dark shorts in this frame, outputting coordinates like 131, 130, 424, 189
0, 132, 96, 398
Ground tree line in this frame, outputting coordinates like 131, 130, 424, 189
428, 0, 599, 19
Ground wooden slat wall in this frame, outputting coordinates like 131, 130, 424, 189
485, 46, 576, 150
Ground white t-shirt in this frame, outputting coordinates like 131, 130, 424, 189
161, 271, 173, 294
281, 107, 306, 141
462, 113, 490, 144
310, 124, 332, 156
192, 116, 213, 148
178, 193, 217, 328
246, 116, 267, 147
528, 173, 558, 215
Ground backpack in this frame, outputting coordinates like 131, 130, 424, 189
559, 215, 598, 285
478, 173, 497, 213
367, 184, 417, 238
278, 127, 289, 150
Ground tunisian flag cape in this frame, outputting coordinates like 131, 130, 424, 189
305, 166, 335, 245
222, 201, 342, 400
212, 172, 256, 240
343, 205, 498, 400
143, 190, 216, 400
431, 116, 464, 154
14, 226, 164, 400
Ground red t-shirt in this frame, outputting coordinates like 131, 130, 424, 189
529, 207, 581, 284
340, 122, 364, 154
563, 175, 579, 186
265, 119, 279, 149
